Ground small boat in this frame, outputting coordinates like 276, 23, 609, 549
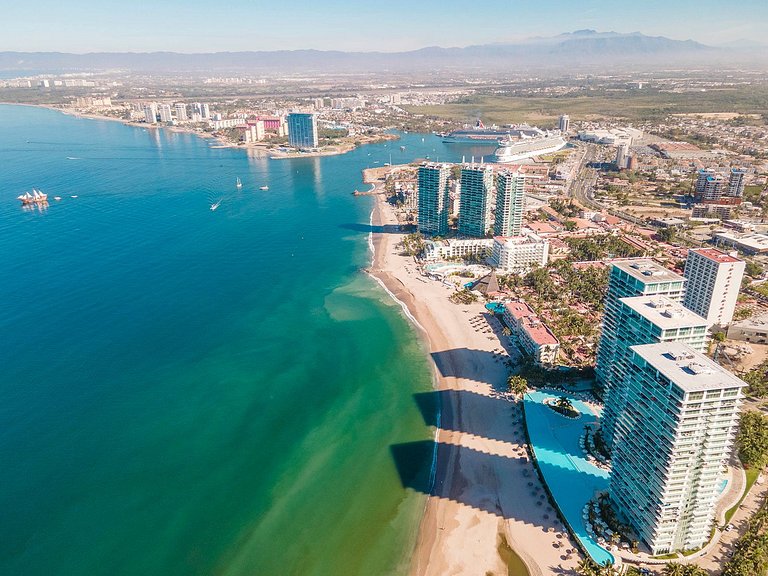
54, 196, 62, 201
70, 195, 78, 198
259, 186, 269, 191
210, 200, 222, 211
236, 177, 242, 189
400, 146, 406, 151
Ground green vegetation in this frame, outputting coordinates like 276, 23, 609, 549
742, 361, 768, 398
404, 87, 768, 124
398, 233, 426, 257
550, 199, 581, 218
737, 411, 768, 469
722, 496, 768, 576
564, 236, 642, 262
725, 467, 761, 524
548, 396, 579, 418
575, 558, 620, 575
506, 375, 528, 398
746, 261, 764, 278
660, 563, 707, 576
656, 227, 679, 243
449, 288, 478, 305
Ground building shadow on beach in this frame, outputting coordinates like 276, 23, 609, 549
389, 439, 586, 530
413, 389, 519, 444
430, 346, 512, 391
338, 223, 409, 234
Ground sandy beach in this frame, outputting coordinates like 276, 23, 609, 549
367, 187, 583, 575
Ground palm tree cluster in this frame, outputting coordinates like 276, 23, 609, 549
397, 232, 425, 257
575, 558, 619, 575
564, 235, 642, 262
506, 374, 528, 397
549, 395, 579, 418
736, 411, 768, 469
722, 497, 768, 576
661, 562, 707, 575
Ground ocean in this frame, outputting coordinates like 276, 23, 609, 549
0, 105, 482, 576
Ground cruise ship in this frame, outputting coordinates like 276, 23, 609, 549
441, 120, 542, 145
494, 129, 567, 163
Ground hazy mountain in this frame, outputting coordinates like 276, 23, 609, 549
0, 31, 750, 75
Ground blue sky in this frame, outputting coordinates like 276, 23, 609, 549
2, 0, 766, 52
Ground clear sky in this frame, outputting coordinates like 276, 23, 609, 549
2, 0, 766, 53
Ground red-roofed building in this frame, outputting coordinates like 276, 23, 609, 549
503, 301, 560, 367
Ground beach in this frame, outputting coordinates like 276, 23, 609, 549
367, 185, 584, 575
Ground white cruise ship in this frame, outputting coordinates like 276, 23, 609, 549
494, 129, 567, 163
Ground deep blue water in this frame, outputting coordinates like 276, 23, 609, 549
0, 106, 474, 576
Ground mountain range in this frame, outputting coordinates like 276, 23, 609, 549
0, 30, 763, 74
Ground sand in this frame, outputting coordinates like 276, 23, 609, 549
367, 192, 583, 576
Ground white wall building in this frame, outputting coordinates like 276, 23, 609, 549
423, 238, 494, 261
144, 103, 158, 124
683, 248, 745, 328
158, 104, 173, 123
503, 301, 559, 367
491, 234, 549, 273
174, 103, 188, 121
610, 342, 743, 555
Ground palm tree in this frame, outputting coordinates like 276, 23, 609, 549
576, 558, 599, 576
506, 374, 528, 397
555, 396, 574, 413
662, 562, 686, 576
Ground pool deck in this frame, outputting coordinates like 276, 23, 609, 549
524, 389, 615, 566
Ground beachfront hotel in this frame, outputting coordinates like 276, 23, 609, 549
417, 163, 451, 236
494, 170, 524, 237
287, 112, 319, 148
683, 248, 745, 328
502, 300, 559, 367
458, 163, 493, 238
490, 233, 549, 273
609, 342, 744, 555
599, 295, 709, 449
595, 260, 686, 398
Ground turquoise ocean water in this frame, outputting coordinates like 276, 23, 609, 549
0, 105, 484, 576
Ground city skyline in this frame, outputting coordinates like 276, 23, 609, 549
2, 0, 767, 53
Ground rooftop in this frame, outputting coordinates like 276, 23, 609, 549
690, 247, 742, 264
520, 315, 559, 346
630, 342, 745, 393
619, 296, 707, 330
612, 259, 685, 284
504, 301, 536, 320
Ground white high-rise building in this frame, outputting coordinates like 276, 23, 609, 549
683, 248, 745, 328
600, 295, 709, 448
158, 104, 173, 123
494, 170, 525, 237
609, 342, 743, 555
174, 103, 188, 121
201, 103, 210, 119
595, 260, 686, 398
558, 114, 570, 133
615, 143, 629, 170
144, 103, 158, 124
491, 234, 549, 273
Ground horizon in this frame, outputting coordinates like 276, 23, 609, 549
3, 0, 768, 53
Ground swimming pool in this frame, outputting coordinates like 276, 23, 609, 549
524, 390, 615, 566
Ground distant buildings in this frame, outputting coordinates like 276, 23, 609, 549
609, 342, 743, 555
558, 114, 570, 133
287, 112, 318, 148
494, 170, 524, 237
491, 234, 549, 273
503, 301, 560, 367
458, 163, 493, 237
143, 103, 158, 124
595, 260, 686, 397
174, 103, 188, 122
713, 231, 768, 255
683, 248, 745, 328
417, 163, 451, 236
158, 104, 173, 123
695, 167, 745, 205
423, 238, 493, 261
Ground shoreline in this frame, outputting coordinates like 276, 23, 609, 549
4, 102, 399, 159
365, 179, 575, 575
